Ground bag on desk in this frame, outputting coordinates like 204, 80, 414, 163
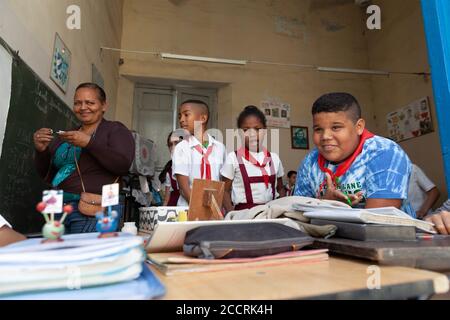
183, 222, 314, 259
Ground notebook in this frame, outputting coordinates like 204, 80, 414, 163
303, 207, 435, 234
147, 249, 329, 276
145, 218, 292, 253
3, 264, 165, 300
0, 233, 158, 298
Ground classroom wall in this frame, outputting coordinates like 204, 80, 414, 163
116, 0, 377, 176
366, 0, 447, 205
0, 0, 123, 119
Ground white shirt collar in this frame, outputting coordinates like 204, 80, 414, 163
188, 134, 217, 149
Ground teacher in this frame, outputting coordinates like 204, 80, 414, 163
33, 83, 135, 234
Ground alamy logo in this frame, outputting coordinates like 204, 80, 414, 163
367, 265, 381, 290
66, 5, 81, 30
366, 5, 381, 30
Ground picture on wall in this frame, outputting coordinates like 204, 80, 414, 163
386, 97, 433, 142
260, 99, 291, 128
291, 126, 309, 150
50, 33, 71, 93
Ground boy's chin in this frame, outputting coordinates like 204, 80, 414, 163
319, 152, 346, 163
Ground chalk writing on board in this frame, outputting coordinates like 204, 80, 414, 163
34, 82, 49, 114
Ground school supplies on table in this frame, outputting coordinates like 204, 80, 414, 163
183, 223, 314, 259
36, 199, 73, 242
311, 219, 417, 241
147, 249, 329, 276
312, 236, 450, 271
3, 264, 165, 300
189, 179, 225, 221
139, 206, 189, 233
145, 218, 292, 253
302, 207, 435, 234
0, 233, 165, 299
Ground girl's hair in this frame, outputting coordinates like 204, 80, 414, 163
166, 131, 172, 147
159, 160, 172, 184
237, 105, 267, 128
159, 132, 177, 184
159, 130, 185, 183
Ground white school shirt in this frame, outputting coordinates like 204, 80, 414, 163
0, 214, 12, 229
220, 151, 284, 205
172, 134, 226, 206
408, 164, 436, 214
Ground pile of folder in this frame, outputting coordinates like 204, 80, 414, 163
147, 249, 329, 276
0, 233, 165, 299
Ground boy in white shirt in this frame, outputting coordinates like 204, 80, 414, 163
221, 106, 285, 212
172, 100, 226, 206
408, 163, 440, 218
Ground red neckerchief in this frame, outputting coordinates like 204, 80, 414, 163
193, 143, 214, 180
318, 129, 374, 192
238, 147, 272, 188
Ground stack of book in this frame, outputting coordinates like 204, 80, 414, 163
294, 205, 436, 241
0, 233, 165, 299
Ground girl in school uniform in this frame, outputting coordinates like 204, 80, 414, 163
159, 129, 189, 206
221, 106, 286, 212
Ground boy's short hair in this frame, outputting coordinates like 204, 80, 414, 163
180, 99, 210, 124
311, 92, 361, 123
287, 170, 297, 178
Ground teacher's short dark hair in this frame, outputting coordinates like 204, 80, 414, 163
76, 83, 107, 103
312, 92, 361, 123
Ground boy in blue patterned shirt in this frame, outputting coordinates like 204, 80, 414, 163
294, 92, 415, 217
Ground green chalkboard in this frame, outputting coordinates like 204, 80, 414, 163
0, 50, 79, 234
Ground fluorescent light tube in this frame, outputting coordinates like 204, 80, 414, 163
317, 66, 390, 76
160, 53, 247, 65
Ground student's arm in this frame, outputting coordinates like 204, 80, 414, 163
276, 177, 286, 198
0, 226, 26, 247
417, 187, 440, 218
293, 154, 316, 197
365, 198, 402, 209
220, 152, 236, 213
364, 145, 412, 212
275, 156, 285, 198
222, 177, 234, 213
413, 165, 440, 218
163, 186, 171, 206
176, 174, 191, 204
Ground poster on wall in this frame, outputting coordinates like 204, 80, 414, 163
260, 100, 291, 128
386, 97, 433, 142
291, 126, 309, 150
50, 33, 71, 93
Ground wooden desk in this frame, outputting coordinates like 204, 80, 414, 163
149, 256, 449, 300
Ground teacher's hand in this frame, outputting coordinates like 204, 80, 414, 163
58, 130, 91, 148
33, 128, 54, 152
